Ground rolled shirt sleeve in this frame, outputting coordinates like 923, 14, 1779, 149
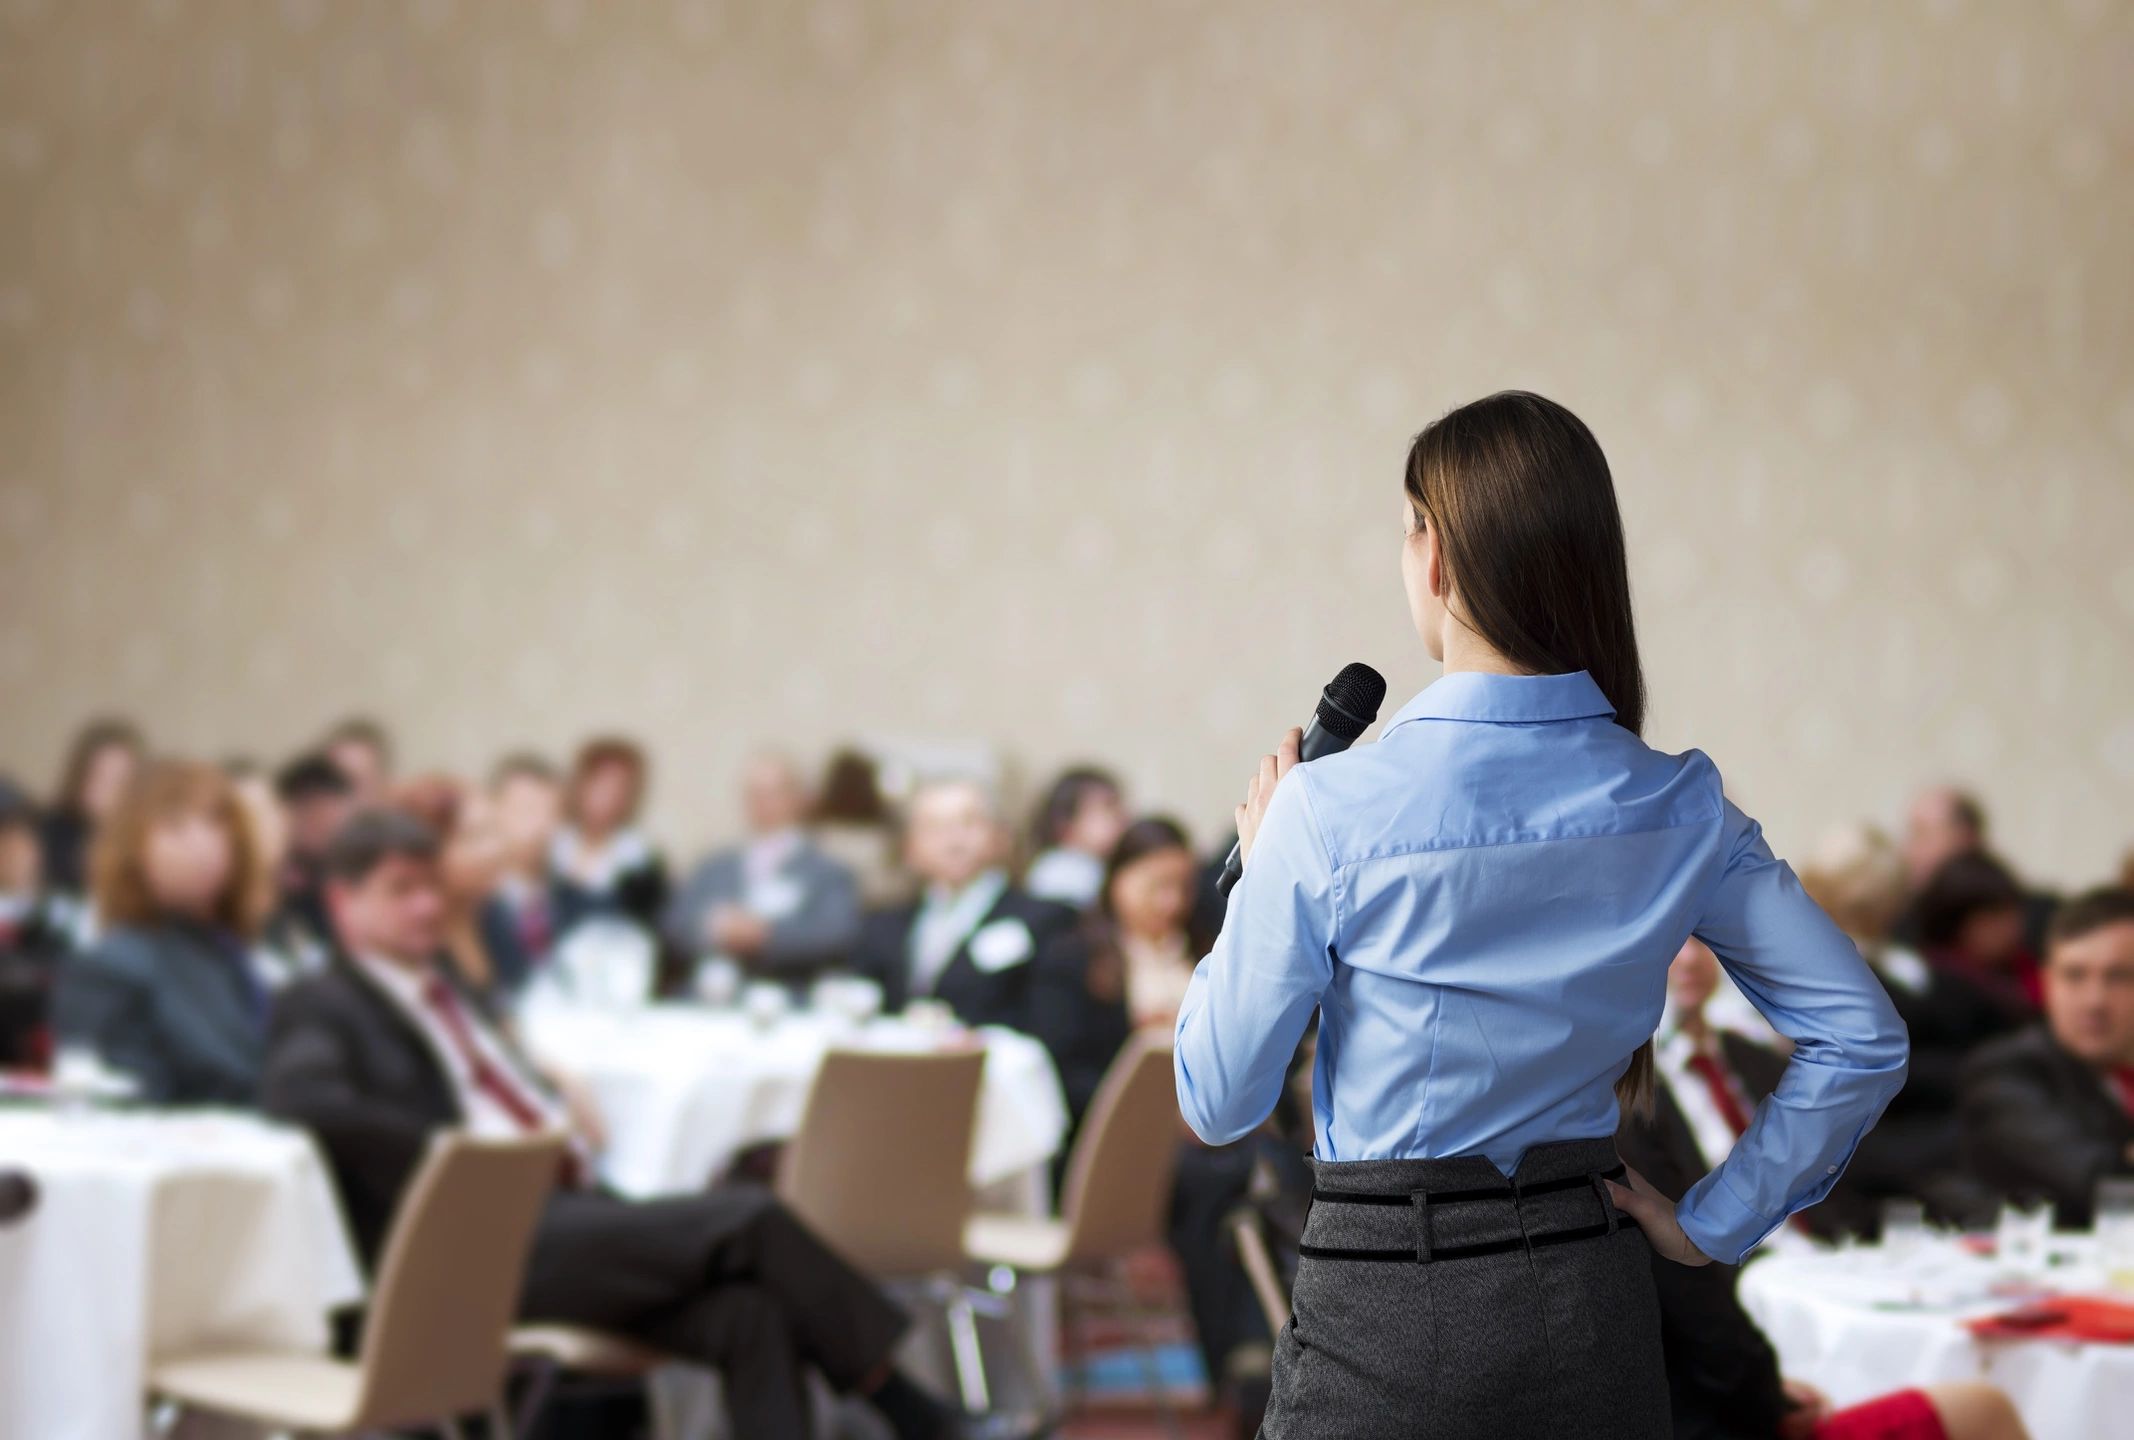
1174, 767, 1338, 1144
1678, 801, 1911, 1264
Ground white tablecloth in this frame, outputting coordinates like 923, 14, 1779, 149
517, 1003, 1070, 1195
0, 1107, 365, 1440
1740, 1238, 2134, 1439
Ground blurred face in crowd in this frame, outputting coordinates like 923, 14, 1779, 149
1904, 786, 1981, 889
143, 805, 237, 920
493, 770, 561, 869
331, 854, 447, 966
574, 759, 639, 837
904, 781, 1001, 891
1109, 843, 1196, 942
443, 793, 507, 907
285, 789, 353, 863
327, 737, 388, 805
1063, 783, 1129, 858
742, 753, 810, 836
1955, 902, 2027, 970
2045, 920, 2134, 1068
80, 740, 140, 821
0, 822, 41, 895
1667, 936, 1721, 1019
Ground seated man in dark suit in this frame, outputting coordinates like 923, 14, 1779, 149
1961, 886, 2134, 1227
661, 751, 861, 990
0, 778, 73, 1068
261, 809, 964, 1440
853, 777, 1074, 1033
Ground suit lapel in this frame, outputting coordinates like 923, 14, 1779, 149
336, 957, 463, 1125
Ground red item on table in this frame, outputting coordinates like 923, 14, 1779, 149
1813, 1387, 1948, 1440
1965, 1294, 2134, 1344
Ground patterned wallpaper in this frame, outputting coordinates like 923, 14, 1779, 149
1, 0, 2130, 884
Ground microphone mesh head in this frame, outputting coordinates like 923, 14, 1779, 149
1316, 662, 1388, 739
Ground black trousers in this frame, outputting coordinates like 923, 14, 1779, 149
517, 1185, 908, 1437
1168, 1137, 1298, 1385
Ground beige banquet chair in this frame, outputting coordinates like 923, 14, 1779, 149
962, 1031, 1185, 1430
149, 1132, 565, 1440
776, 1046, 992, 1408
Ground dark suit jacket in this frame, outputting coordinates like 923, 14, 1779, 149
53, 921, 266, 1105
1960, 1022, 2134, 1227
853, 884, 1074, 1033
0, 899, 72, 1067
660, 840, 861, 983
1031, 930, 1132, 1126
1618, 1084, 1793, 1440
259, 958, 474, 1264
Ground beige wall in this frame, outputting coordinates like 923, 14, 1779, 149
2, 1, 2130, 883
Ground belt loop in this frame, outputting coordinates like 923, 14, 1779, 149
1589, 1170, 1619, 1235
1409, 1187, 1432, 1264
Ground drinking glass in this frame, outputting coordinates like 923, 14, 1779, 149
1996, 1200, 2053, 1276
2096, 1178, 2134, 1289
1880, 1198, 1927, 1263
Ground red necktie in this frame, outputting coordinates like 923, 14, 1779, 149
1686, 1050, 1753, 1138
2112, 1068, 2134, 1117
421, 976, 553, 1133
518, 894, 552, 960
421, 976, 585, 1186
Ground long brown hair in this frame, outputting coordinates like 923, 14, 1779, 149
91, 758, 270, 937
1405, 391, 1654, 1114
53, 717, 145, 815
1080, 816, 1214, 1005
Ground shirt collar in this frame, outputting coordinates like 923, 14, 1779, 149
352, 950, 437, 1008
1382, 669, 1616, 732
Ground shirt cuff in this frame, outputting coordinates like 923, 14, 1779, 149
1675, 1172, 1783, 1267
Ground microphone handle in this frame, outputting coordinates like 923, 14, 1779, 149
1214, 713, 1346, 899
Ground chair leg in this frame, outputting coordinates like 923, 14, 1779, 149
1127, 1285, 1186, 1440
512, 1356, 558, 1440
490, 1400, 517, 1440
943, 1286, 994, 1415
148, 1400, 182, 1438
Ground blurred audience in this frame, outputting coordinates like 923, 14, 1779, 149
486, 753, 563, 993
39, 716, 144, 900
271, 752, 356, 966
1898, 784, 2057, 958
320, 716, 394, 807
1023, 765, 1128, 909
664, 751, 861, 988
0, 778, 69, 1067
261, 810, 965, 1440
1799, 825, 2003, 1226
1961, 887, 2134, 1227
853, 776, 1073, 1031
1913, 851, 2042, 1015
551, 735, 668, 937
1033, 815, 1280, 1411
812, 746, 909, 907
52, 760, 272, 1104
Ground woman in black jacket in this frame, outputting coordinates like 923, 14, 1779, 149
1032, 816, 1289, 1416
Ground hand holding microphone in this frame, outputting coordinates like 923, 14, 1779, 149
1217, 662, 1387, 897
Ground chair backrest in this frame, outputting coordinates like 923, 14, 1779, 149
1056, 1032, 1182, 1263
777, 1047, 985, 1275
1233, 1212, 1292, 1332
353, 1133, 565, 1426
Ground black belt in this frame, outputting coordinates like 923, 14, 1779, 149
1298, 1163, 1636, 1264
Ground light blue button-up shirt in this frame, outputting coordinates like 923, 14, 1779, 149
1174, 669, 1908, 1265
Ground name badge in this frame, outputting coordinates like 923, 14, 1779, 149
968, 918, 1034, 974
750, 875, 805, 921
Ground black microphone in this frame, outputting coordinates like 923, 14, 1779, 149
1216, 662, 1388, 898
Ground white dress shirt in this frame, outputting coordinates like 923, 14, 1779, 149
353, 953, 569, 1140
908, 868, 1009, 998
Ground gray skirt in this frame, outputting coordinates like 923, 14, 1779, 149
1259, 1137, 1668, 1440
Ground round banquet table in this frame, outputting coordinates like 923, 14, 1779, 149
0, 1106, 365, 1440
515, 1001, 1071, 1196
1739, 1236, 2134, 1440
